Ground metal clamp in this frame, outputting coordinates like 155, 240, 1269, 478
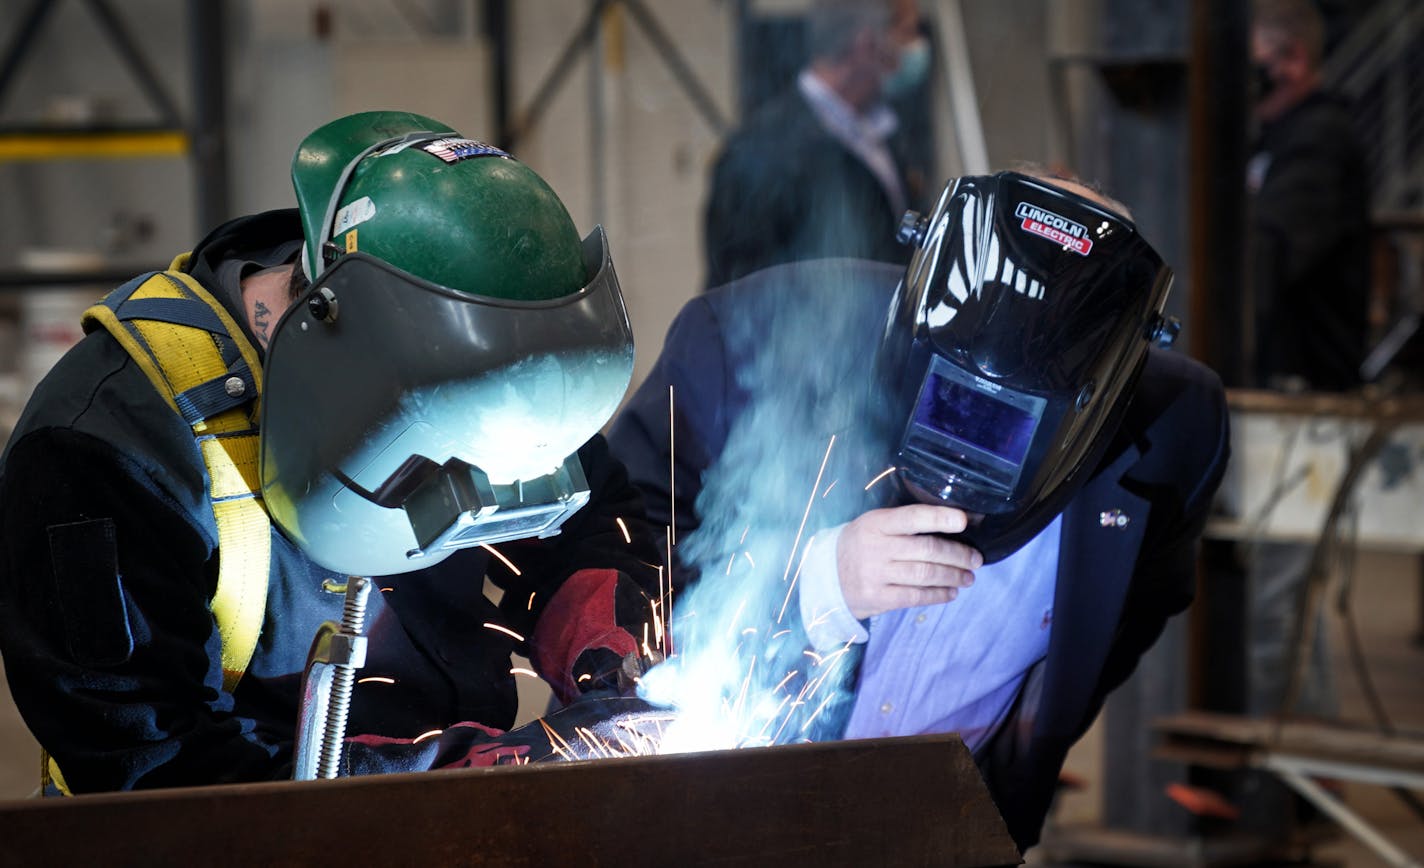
293, 577, 371, 781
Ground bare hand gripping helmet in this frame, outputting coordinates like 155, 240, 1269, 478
877, 172, 1179, 563
261, 110, 634, 576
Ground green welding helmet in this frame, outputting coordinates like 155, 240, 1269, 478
260, 110, 635, 577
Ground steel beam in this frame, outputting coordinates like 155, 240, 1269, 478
0, 734, 1020, 867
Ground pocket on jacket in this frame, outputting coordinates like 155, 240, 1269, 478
46, 517, 134, 667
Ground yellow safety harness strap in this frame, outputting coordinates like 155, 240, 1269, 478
44, 262, 272, 796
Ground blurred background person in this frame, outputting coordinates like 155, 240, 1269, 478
702, 0, 932, 289
1244, 0, 1374, 725
1247, 0, 1371, 394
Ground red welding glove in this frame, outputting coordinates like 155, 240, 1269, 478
530, 569, 664, 705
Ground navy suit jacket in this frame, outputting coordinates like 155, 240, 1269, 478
607, 259, 1230, 851
703, 87, 916, 289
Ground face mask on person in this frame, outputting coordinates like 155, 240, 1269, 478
883, 35, 931, 98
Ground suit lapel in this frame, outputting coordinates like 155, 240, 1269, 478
1035, 443, 1150, 740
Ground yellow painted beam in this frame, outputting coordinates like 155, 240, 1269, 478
0, 130, 189, 161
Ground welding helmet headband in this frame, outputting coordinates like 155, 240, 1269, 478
876, 172, 1176, 563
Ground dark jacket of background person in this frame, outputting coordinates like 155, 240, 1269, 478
702, 87, 917, 289
607, 259, 1230, 851
1249, 90, 1371, 391
0, 210, 660, 792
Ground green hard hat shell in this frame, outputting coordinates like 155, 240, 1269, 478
292, 110, 585, 301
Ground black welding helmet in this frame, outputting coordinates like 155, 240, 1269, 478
260, 111, 634, 577
877, 171, 1177, 563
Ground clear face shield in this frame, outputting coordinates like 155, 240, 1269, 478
877, 172, 1178, 562
260, 226, 634, 576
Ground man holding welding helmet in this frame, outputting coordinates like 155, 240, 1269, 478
0, 110, 660, 793
609, 170, 1229, 850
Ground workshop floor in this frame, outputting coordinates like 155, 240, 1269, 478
1, 552, 1420, 865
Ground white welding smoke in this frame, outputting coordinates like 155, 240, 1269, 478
639, 260, 901, 752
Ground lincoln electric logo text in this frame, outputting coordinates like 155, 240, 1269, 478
1015, 202, 1093, 256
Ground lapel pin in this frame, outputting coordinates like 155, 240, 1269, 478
1100, 509, 1130, 528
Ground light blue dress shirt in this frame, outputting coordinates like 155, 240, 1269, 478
799, 514, 1062, 752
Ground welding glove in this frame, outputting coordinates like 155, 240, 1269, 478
833, 504, 982, 620
343, 721, 532, 776
530, 568, 664, 705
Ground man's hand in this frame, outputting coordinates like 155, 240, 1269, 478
837, 504, 983, 620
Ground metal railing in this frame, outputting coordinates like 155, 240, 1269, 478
1322, 0, 1424, 211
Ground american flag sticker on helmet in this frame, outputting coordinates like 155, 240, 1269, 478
420, 138, 509, 164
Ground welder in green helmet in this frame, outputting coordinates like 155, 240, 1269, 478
0, 110, 663, 793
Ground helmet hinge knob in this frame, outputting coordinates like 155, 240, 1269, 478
1148, 316, 1181, 348
308, 287, 340, 323
896, 210, 928, 247
1075, 382, 1096, 411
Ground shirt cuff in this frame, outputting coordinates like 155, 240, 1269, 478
797, 524, 869, 651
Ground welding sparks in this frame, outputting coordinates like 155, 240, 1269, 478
665, 526, 675, 602
615, 516, 632, 544
776, 535, 815, 624
864, 465, 897, 491
782, 435, 836, 585
357, 676, 395, 685
527, 591, 536, 611
742, 550, 756, 569
531, 711, 681, 762
818, 643, 854, 669
480, 543, 522, 576
657, 565, 668, 651
539, 717, 577, 761
821, 479, 838, 498
801, 694, 837, 732
413, 729, 443, 744
732, 656, 757, 718
668, 384, 676, 545
725, 597, 749, 638
483, 622, 525, 642
511, 668, 539, 679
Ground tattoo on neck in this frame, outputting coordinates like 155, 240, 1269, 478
254, 300, 272, 347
